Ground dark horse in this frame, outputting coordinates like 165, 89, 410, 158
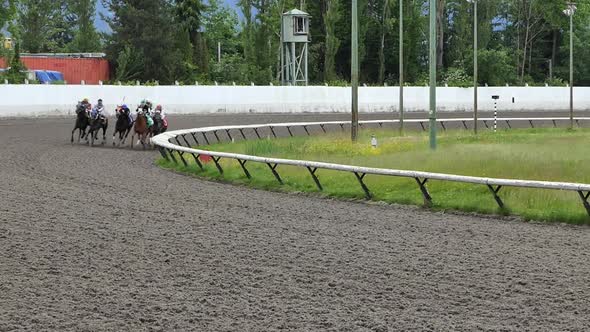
151, 112, 167, 135
131, 111, 150, 150
88, 115, 109, 146
70, 104, 90, 144
112, 107, 133, 147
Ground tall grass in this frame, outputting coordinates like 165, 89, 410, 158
158, 128, 590, 224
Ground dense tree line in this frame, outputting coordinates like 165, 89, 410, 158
1, 0, 590, 86
0, 0, 101, 53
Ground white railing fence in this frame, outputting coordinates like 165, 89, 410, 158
152, 117, 590, 216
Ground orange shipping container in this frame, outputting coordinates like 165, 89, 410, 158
0, 56, 110, 84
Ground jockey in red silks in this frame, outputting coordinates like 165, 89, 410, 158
154, 104, 168, 129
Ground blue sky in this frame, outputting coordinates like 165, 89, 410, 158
95, 0, 240, 32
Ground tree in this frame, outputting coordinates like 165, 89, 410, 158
0, 0, 17, 34
175, 0, 208, 75
203, 0, 240, 61
324, 0, 342, 81
3, 42, 27, 83
67, 0, 101, 52
105, 0, 187, 84
17, 0, 72, 53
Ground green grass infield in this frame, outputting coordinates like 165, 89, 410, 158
157, 128, 590, 224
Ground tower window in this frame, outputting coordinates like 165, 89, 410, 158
294, 17, 307, 35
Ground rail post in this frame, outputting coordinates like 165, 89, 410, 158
415, 178, 432, 207
307, 167, 323, 191
354, 172, 371, 199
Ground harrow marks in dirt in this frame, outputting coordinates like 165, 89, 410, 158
1, 113, 589, 331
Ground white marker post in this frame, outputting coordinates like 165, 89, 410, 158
492, 95, 500, 132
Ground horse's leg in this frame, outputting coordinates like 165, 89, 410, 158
102, 125, 107, 145
118, 130, 124, 147
141, 132, 147, 150
130, 131, 135, 149
112, 129, 117, 146
71, 127, 76, 144
89, 129, 93, 146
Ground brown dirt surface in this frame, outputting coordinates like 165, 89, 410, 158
1, 113, 590, 331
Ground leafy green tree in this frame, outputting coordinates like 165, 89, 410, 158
2, 42, 27, 83
67, 0, 102, 52
17, 0, 72, 52
105, 0, 187, 84
175, 0, 208, 75
0, 0, 17, 34
203, 0, 240, 61
324, 0, 342, 82
113, 44, 143, 81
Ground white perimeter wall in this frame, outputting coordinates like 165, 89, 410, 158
0, 85, 588, 117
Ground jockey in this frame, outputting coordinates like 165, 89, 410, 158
120, 104, 133, 124
91, 99, 105, 120
154, 104, 168, 129
135, 101, 154, 128
139, 99, 153, 114
77, 98, 90, 114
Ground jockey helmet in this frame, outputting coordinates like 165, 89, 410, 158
83, 98, 89, 103
156, 105, 162, 111
98, 99, 103, 103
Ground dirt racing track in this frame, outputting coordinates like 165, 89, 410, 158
1, 113, 590, 331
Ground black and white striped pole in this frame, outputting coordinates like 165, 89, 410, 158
492, 95, 500, 132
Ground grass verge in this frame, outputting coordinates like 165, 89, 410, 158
157, 128, 590, 224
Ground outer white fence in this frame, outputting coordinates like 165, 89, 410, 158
152, 118, 590, 217
1, 85, 589, 117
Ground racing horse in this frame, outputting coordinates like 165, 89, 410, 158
151, 112, 167, 136
70, 104, 90, 144
130, 110, 150, 150
112, 106, 133, 147
88, 114, 109, 146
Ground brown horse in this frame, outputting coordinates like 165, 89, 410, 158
130, 111, 150, 150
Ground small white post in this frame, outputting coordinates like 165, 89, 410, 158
214, 81, 218, 86
24, 79, 29, 84
81, 80, 85, 85
4, 79, 7, 84
117, 81, 122, 86
195, 81, 199, 86
175, 80, 180, 86
371, 134, 378, 148
99, 80, 103, 85
232, 82, 236, 86
136, 80, 140, 86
